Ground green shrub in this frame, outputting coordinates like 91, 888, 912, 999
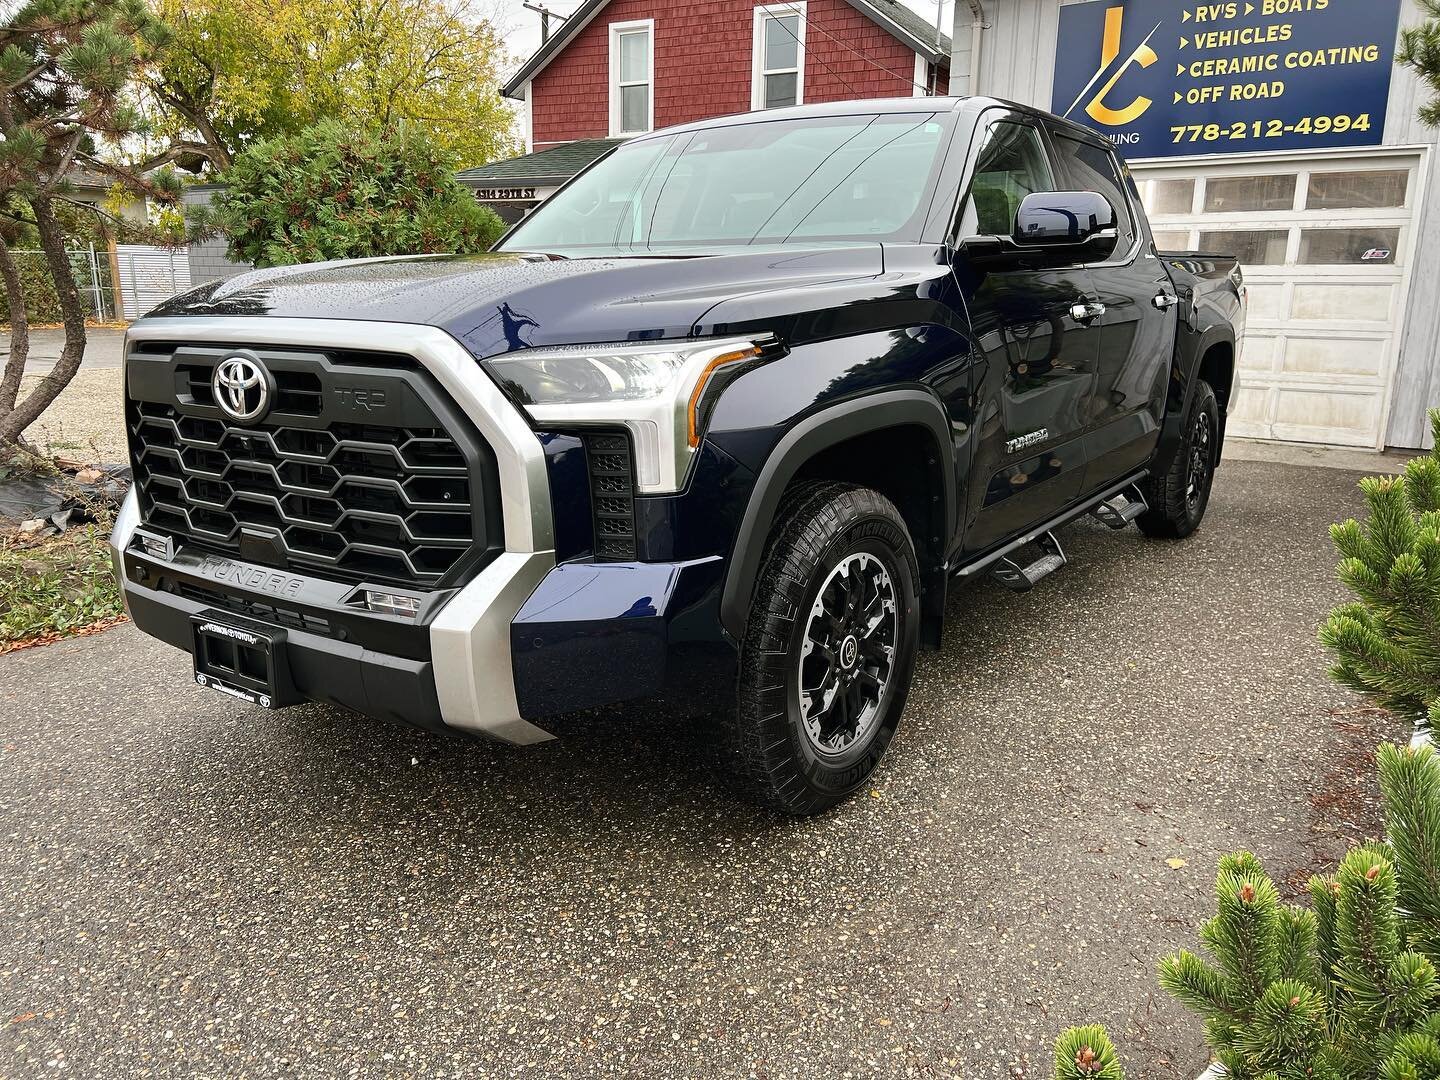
0, 523, 123, 646
1053, 743, 1440, 1079
1320, 409, 1440, 719
211, 120, 506, 267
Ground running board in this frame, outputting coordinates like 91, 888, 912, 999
950, 470, 1150, 582
1089, 485, 1148, 530
990, 531, 1066, 592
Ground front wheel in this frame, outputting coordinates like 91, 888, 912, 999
1137, 379, 1218, 540
720, 482, 921, 815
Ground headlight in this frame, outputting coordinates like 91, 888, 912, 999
485, 336, 778, 493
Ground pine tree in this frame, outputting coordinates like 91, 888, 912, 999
1320, 410, 1440, 717
1053, 743, 1440, 1080
0, 0, 179, 447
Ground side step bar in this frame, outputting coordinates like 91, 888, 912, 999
990, 531, 1066, 592
951, 469, 1150, 583
1089, 485, 1149, 530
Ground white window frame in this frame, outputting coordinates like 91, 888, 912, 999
608, 19, 654, 138
752, 3, 805, 111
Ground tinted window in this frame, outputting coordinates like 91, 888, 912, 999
958, 119, 1054, 237
498, 113, 948, 256
1051, 132, 1135, 253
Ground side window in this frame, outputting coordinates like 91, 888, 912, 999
1050, 132, 1137, 255
957, 119, 1054, 238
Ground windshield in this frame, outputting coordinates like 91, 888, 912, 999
497, 112, 950, 256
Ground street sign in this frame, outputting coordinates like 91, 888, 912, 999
1050, 0, 1403, 158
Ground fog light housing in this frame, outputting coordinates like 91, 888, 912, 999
364, 590, 421, 618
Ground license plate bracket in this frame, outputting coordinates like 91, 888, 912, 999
190, 611, 300, 709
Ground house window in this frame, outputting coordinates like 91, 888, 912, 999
609, 20, 653, 136
753, 4, 805, 110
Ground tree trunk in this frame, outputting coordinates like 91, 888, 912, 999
0, 194, 86, 446
0, 231, 29, 418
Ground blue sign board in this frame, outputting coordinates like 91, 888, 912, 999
1050, 0, 1402, 158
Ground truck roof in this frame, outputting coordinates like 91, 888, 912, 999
623, 96, 1114, 152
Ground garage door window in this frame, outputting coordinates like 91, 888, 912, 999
1197, 228, 1288, 265
1148, 178, 1194, 215
1203, 174, 1296, 213
1298, 227, 1400, 265
1306, 170, 1409, 210
1152, 228, 1190, 250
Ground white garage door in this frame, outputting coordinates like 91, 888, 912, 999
1132, 151, 1422, 448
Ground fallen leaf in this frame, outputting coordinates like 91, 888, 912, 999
1166, 857, 1188, 869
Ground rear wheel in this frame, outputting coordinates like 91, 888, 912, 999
1137, 379, 1218, 540
719, 482, 921, 815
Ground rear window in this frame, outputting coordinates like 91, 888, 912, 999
498, 113, 949, 256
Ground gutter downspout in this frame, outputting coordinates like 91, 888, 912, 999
966, 0, 985, 97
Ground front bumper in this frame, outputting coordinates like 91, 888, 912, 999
111, 489, 554, 740
112, 490, 733, 739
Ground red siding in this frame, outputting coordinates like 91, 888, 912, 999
530, 0, 943, 149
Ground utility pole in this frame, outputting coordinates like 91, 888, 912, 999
522, 2, 569, 44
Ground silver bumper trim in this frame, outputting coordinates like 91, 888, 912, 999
109, 488, 141, 617
122, 316, 557, 744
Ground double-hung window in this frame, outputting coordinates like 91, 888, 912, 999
752, 4, 805, 110
609, 20, 653, 136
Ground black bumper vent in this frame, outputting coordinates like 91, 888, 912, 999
127, 344, 500, 589
582, 431, 637, 561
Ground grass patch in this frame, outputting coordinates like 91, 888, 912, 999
0, 522, 125, 650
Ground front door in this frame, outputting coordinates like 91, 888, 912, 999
1048, 126, 1176, 487
953, 112, 1101, 557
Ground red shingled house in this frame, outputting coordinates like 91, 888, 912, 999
459, 0, 951, 221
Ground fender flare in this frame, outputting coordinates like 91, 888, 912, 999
719, 389, 957, 642
1157, 324, 1236, 467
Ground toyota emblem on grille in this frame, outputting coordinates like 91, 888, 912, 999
212, 354, 273, 423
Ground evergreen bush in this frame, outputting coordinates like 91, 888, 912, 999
1320, 409, 1440, 720
210, 120, 506, 268
1053, 743, 1440, 1079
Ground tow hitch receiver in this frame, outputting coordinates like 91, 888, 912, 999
190, 612, 300, 709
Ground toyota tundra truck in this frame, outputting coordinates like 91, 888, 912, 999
111, 96, 1244, 814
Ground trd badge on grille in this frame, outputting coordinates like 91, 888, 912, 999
213, 353, 274, 423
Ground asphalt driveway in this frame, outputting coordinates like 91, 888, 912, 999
0, 458, 1404, 1078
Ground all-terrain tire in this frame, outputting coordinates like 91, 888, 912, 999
717, 481, 921, 815
1137, 379, 1219, 540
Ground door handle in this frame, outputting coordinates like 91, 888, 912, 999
1152, 291, 1179, 310
1069, 300, 1106, 323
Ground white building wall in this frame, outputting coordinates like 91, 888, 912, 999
955, 0, 1440, 448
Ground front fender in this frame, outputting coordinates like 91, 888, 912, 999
718, 389, 956, 641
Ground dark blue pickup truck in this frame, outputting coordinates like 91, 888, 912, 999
112, 96, 1244, 814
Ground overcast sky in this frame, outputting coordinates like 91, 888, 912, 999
494, 0, 954, 75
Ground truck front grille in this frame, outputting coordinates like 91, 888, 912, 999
126, 344, 500, 589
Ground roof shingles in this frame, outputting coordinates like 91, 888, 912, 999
456, 138, 624, 186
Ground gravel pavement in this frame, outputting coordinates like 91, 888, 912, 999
0, 459, 1404, 1079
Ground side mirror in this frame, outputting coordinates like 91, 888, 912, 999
1013, 190, 1118, 259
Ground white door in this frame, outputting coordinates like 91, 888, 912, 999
1133, 152, 1421, 449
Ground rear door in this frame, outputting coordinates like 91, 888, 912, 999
1046, 127, 1177, 488
953, 111, 1101, 557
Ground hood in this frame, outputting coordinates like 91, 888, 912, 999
146, 247, 887, 359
